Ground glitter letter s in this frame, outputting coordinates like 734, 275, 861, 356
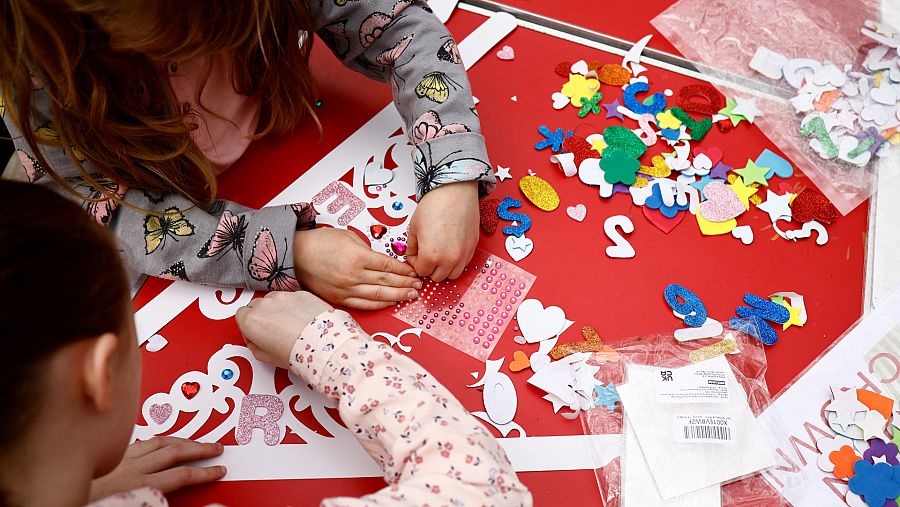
497, 196, 532, 237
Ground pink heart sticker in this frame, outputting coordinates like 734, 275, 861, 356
566, 204, 587, 222
149, 403, 173, 425
698, 182, 746, 222
693, 146, 723, 166
496, 45, 515, 60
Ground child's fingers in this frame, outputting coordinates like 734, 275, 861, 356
351, 284, 418, 304
448, 261, 466, 280
363, 249, 417, 277
141, 440, 224, 473
428, 263, 452, 283
148, 465, 227, 494
340, 297, 396, 311
362, 270, 421, 290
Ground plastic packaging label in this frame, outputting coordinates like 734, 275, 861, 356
655, 361, 730, 404
674, 414, 735, 444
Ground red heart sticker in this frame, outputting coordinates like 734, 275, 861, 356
642, 206, 685, 234
181, 382, 201, 399
479, 198, 501, 234
791, 189, 839, 224
555, 62, 572, 77
562, 135, 594, 166
693, 146, 723, 166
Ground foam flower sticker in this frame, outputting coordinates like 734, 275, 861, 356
656, 109, 682, 130
600, 148, 640, 186
561, 74, 601, 107
831, 445, 863, 479
864, 439, 900, 465
848, 460, 900, 506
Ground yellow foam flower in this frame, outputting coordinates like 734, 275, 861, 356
561, 74, 600, 107
655, 109, 682, 130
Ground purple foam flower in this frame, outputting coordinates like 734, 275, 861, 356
865, 439, 900, 465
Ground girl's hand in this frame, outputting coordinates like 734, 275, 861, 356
89, 438, 225, 501
235, 291, 333, 369
293, 228, 421, 310
407, 181, 480, 281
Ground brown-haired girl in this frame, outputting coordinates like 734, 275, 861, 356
0, 0, 492, 309
0, 180, 531, 505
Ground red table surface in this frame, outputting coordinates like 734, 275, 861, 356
134, 9, 869, 506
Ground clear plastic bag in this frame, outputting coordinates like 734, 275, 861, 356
581, 325, 785, 506
650, 0, 899, 215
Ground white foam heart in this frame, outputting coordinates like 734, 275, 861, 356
363, 162, 393, 186
517, 299, 567, 344
812, 63, 846, 88
577, 158, 605, 185
566, 204, 587, 222
731, 225, 754, 245
870, 83, 897, 105
505, 234, 533, 262
551, 92, 569, 110
145, 334, 168, 352
570, 60, 588, 75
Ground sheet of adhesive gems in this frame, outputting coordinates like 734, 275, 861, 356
394, 249, 536, 361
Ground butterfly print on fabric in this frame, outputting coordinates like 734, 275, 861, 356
143, 190, 166, 204
143, 207, 195, 254
67, 177, 129, 226
436, 38, 461, 64
376, 34, 413, 66
411, 111, 469, 144
159, 261, 189, 281
413, 143, 490, 197
321, 20, 351, 59
248, 228, 300, 292
198, 210, 247, 260
17, 150, 45, 183
415, 72, 461, 104
291, 203, 317, 231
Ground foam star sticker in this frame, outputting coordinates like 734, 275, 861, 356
779, 300, 804, 330
853, 410, 889, 440
831, 410, 857, 434
731, 96, 763, 123
727, 176, 758, 209
495, 165, 512, 182
827, 386, 868, 414
603, 99, 624, 120
734, 160, 770, 186
561, 74, 601, 107
586, 134, 607, 153
709, 161, 732, 180
756, 190, 793, 222
593, 382, 620, 411
578, 92, 603, 118
718, 98, 745, 126
656, 109, 682, 130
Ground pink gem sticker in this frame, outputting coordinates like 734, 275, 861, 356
393, 249, 536, 361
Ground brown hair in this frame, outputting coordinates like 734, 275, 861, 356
0, 180, 131, 499
0, 0, 318, 208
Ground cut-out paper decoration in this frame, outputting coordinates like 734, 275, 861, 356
848, 461, 900, 506
394, 249, 534, 361
371, 327, 422, 353
603, 215, 635, 258
728, 293, 791, 345
593, 383, 620, 411
622, 34, 652, 75
145, 334, 168, 352
517, 298, 567, 344
857, 389, 894, 419
496, 45, 515, 60
479, 198, 500, 233
495, 165, 512, 181
363, 161, 393, 186
468, 358, 519, 426
519, 174, 560, 211
529, 336, 558, 373
509, 350, 531, 372
566, 203, 587, 222
505, 234, 534, 262
497, 196, 532, 237
731, 225, 754, 245
664, 284, 708, 327
528, 352, 599, 417
785, 220, 829, 246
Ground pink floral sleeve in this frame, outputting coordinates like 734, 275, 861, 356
291, 310, 532, 507
87, 487, 167, 507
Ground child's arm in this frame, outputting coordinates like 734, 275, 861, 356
311, 0, 495, 200
236, 292, 532, 507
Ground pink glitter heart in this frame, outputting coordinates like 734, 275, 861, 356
698, 182, 746, 222
149, 403, 173, 425
566, 204, 587, 222
496, 45, 515, 60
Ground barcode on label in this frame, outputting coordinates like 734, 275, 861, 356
683, 424, 732, 441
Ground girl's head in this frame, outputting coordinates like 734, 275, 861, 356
0, 0, 317, 207
0, 181, 140, 495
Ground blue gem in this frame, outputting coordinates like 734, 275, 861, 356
221, 368, 234, 380
392, 201, 403, 211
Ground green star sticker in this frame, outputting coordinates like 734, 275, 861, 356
734, 160, 769, 186
719, 98, 746, 127
578, 92, 603, 118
